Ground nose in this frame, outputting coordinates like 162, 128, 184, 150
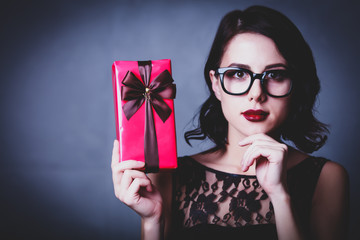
247, 79, 266, 102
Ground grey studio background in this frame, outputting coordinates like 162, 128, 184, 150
0, 0, 359, 239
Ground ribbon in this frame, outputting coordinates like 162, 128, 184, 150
121, 61, 176, 172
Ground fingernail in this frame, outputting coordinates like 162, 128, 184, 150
242, 163, 248, 171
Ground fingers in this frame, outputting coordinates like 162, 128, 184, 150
126, 178, 152, 202
110, 140, 163, 220
239, 134, 287, 172
241, 145, 273, 172
120, 170, 152, 195
112, 161, 147, 195
111, 139, 148, 198
117, 169, 152, 200
116, 160, 146, 171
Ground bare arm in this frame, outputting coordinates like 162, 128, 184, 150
270, 190, 303, 240
310, 161, 350, 240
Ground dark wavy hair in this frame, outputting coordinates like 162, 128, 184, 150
185, 5, 328, 153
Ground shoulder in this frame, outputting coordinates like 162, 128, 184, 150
313, 160, 349, 204
320, 161, 349, 182
310, 161, 350, 239
287, 155, 347, 202
317, 160, 349, 192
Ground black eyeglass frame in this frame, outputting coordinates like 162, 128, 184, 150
215, 67, 293, 98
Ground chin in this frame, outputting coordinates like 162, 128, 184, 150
239, 125, 276, 137
240, 128, 269, 137
229, 118, 280, 138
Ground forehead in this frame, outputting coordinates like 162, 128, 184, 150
221, 33, 286, 70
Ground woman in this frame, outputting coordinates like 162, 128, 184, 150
111, 6, 349, 240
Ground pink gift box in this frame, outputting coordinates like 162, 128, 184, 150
112, 59, 177, 172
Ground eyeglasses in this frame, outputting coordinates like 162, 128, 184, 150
215, 67, 293, 98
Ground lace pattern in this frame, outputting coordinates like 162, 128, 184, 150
174, 157, 275, 228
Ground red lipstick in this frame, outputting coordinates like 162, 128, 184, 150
242, 109, 269, 122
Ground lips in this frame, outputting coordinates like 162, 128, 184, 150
242, 109, 269, 122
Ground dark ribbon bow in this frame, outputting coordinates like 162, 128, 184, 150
120, 61, 176, 172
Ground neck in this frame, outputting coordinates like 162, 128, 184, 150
223, 126, 247, 164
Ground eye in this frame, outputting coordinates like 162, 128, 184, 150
267, 72, 279, 79
224, 69, 248, 79
265, 70, 288, 81
235, 70, 247, 79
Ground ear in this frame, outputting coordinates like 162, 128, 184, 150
210, 70, 222, 101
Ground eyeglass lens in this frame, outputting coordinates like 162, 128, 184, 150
222, 69, 291, 96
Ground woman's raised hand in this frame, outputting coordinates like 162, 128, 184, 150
239, 133, 288, 198
111, 140, 163, 223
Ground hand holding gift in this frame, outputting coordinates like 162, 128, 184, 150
111, 140, 163, 223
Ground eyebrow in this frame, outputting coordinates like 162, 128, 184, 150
227, 63, 288, 71
264, 63, 288, 70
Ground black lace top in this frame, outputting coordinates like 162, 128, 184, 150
171, 156, 328, 240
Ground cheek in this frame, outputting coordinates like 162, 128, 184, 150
221, 104, 233, 123
271, 98, 291, 123
219, 95, 242, 121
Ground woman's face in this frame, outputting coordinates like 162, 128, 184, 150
210, 32, 291, 139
